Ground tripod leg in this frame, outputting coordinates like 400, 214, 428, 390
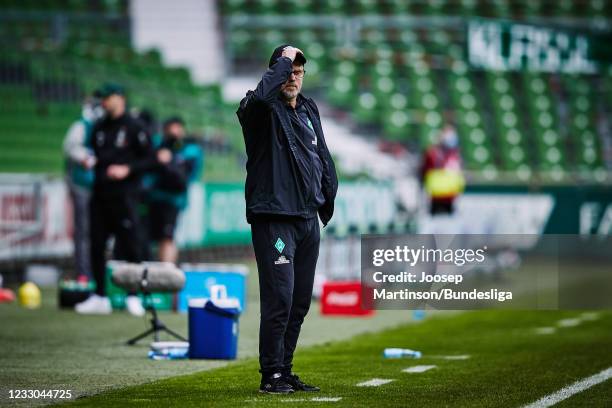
163, 327, 188, 342
125, 291, 187, 345
127, 327, 156, 345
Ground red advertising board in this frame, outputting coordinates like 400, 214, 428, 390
320, 281, 375, 316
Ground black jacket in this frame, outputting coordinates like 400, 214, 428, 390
153, 137, 200, 193
236, 56, 338, 225
91, 113, 157, 196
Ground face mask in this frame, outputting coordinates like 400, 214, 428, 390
82, 103, 105, 122
164, 135, 184, 150
93, 105, 105, 120
441, 129, 458, 149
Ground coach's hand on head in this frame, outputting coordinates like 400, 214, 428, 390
281, 46, 304, 62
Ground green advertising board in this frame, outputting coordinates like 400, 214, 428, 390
467, 19, 612, 73
175, 183, 251, 247
175, 181, 398, 247
466, 184, 612, 235
176, 182, 609, 245
202, 182, 251, 245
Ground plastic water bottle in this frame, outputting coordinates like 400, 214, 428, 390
148, 348, 188, 360
383, 348, 422, 359
412, 310, 426, 321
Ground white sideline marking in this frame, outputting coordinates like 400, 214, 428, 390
522, 367, 612, 408
245, 397, 342, 403
557, 318, 581, 327
356, 378, 394, 387
429, 354, 471, 360
534, 327, 556, 335
438, 355, 471, 360
580, 312, 600, 321
402, 365, 436, 373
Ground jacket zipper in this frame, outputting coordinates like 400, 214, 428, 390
274, 103, 309, 209
292, 107, 316, 208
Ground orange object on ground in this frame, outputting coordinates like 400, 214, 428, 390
0, 288, 16, 303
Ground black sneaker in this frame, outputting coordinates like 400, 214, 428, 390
259, 373, 295, 394
284, 373, 320, 392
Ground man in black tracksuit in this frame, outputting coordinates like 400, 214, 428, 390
75, 83, 163, 316
237, 45, 338, 394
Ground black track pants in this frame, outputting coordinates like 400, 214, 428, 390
251, 217, 320, 376
90, 192, 143, 296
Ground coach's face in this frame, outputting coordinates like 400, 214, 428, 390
280, 63, 304, 100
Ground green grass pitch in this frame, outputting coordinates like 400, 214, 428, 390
63, 310, 612, 407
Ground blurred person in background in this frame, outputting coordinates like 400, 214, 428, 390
237, 45, 338, 394
116, 108, 159, 262
132, 108, 158, 137
75, 83, 168, 316
62, 92, 104, 282
146, 116, 203, 263
420, 123, 465, 216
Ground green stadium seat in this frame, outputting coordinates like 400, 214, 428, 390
355, 0, 379, 14
382, 0, 407, 14
352, 91, 379, 125
283, 0, 314, 15
3, 0, 610, 179
221, 0, 247, 15
319, 0, 345, 15
0, 6, 244, 180
254, 0, 281, 15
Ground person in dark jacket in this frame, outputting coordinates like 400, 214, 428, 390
75, 83, 167, 316
237, 45, 338, 394
147, 116, 203, 264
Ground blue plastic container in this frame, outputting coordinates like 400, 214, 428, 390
188, 298, 240, 359
178, 263, 248, 312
